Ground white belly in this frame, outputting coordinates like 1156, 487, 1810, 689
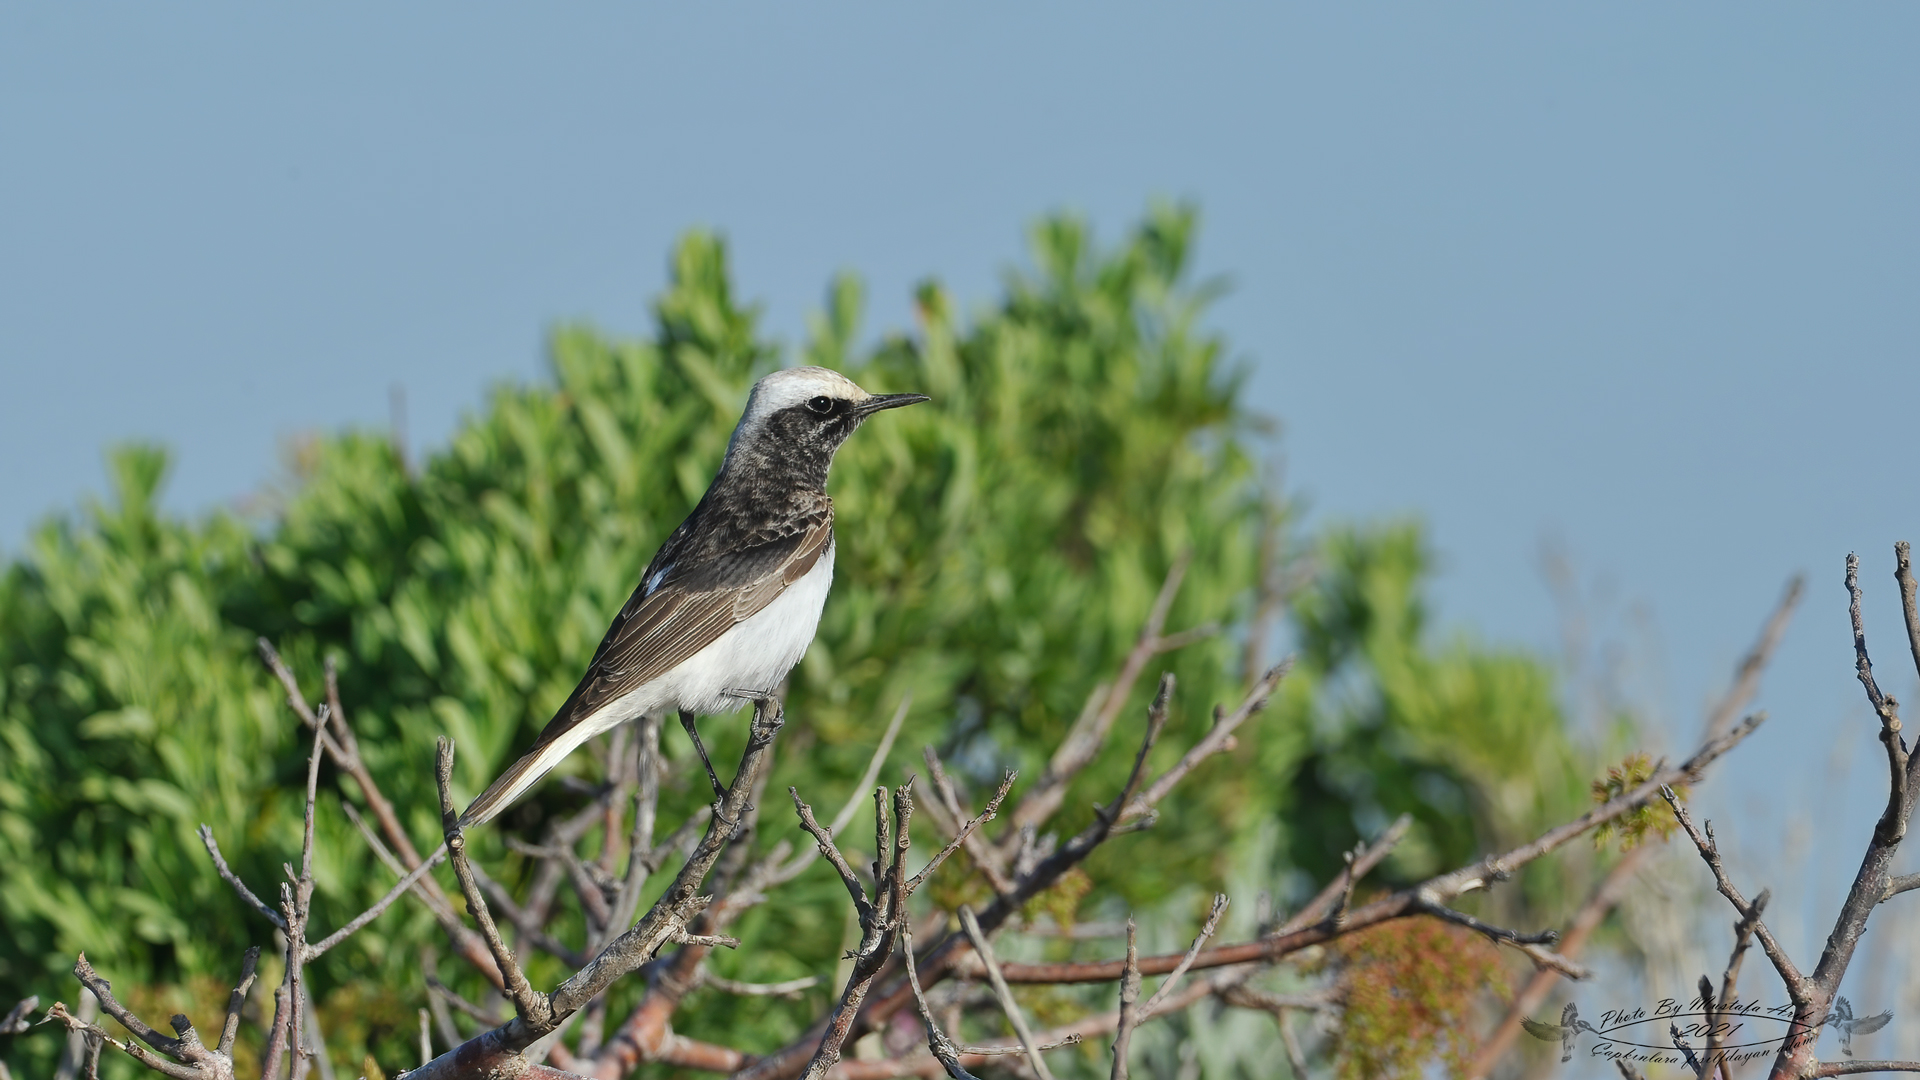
646, 540, 836, 716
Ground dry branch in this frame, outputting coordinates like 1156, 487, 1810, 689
1467, 574, 1803, 1079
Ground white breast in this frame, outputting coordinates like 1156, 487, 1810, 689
647, 539, 837, 717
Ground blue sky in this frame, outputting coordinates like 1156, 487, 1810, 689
4, 5, 1918, 1008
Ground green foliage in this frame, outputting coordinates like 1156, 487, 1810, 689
0, 207, 1596, 1076
1273, 523, 1595, 916
1591, 752, 1685, 851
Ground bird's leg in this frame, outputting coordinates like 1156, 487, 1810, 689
679, 710, 726, 799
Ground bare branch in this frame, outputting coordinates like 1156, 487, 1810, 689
1811, 1062, 1920, 1077
0, 996, 35, 1035
1900, 541, 1920, 698
1123, 660, 1292, 819
466, 861, 588, 967
196, 826, 286, 931
435, 738, 552, 1028
47, 958, 261, 1080
1216, 985, 1340, 1014
1661, 787, 1807, 1003
793, 788, 873, 917
1274, 815, 1412, 937
1705, 888, 1769, 1080
1010, 554, 1195, 837
71, 956, 182, 1060
922, 748, 1016, 895
908, 770, 1015, 895
1468, 847, 1650, 1078
45, 1000, 196, 1080
1883, 873, 1920, 903
736, 663, 1299, 1080
343, 802, 457, 918
258, 639, 503, 986
306, 846, 447, 961
958, 905, 1055, 1080
1848, 552, 1910, 845
607, 712, 666, 935
902, 917, 982, 1080
1109, 919, 1141, 1080
1705, 575, 1803, 740
701, 972, 822, 998
217, 947, 260, 1058
1469, 575, 1802, 1079
550, 696, 784, 1017
955, 716, 1760, 994
799, 781, 914, 1080
1140, 894, 1229, 1018
1409, 898, 1587, 977
425, 975, 504, 1027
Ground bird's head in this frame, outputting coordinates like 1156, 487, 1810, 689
723, 366, 929, 482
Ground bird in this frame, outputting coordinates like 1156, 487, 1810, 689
1828, 996, 1892, 1058
1521, 1002, 1594, 1063
457, 366, 928, 828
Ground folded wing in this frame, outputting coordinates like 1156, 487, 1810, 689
459, 504, 833, 826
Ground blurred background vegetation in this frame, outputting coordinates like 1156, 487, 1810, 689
0, 207, 1608, 1076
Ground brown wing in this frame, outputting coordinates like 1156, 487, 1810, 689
533, 503, 833, 749
458, 505, 832, 827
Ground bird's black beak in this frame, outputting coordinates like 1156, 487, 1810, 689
853, 393, 930, 416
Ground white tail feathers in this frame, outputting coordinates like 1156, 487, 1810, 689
458, 734, 579, 828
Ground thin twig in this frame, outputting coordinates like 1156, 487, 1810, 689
1109, 919, 1141, 1080
0, 997, 36, 1036
435, 738, 552, 1028
1708, 889, 1769, 1080
908, 771, 1015, 895
218, 948, 261, 1057
701, 972, 822, 998
425, 975, 503, 1027
1848, 553, 1910, 844
1661, 787, 1807, 1003
793, 789, 874, 918
1883, 873, 1920, 903
923, 748, 1016, 895
196, 827, 286, 931
1139, 895, 1229, 1018
1468, 576, 1801, 1079
958, 906, 1055, 1080
305, 845, 448, 960
902, 918, 982, 1080
1009, 554, 1196, 839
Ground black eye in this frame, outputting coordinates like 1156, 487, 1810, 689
807, 395, 834, 415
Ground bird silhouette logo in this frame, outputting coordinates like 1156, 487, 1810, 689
1521, 1002, 1596, 1062
1826, 997, 1892, 1058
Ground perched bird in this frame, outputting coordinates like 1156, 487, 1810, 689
458, 366, 927, 828
1828, 996, 1893, 1058
1521, 1002, 1594, 1063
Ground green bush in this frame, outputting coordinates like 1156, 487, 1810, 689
0, 206, 1592, 1074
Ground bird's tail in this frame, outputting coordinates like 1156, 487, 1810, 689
459, 737, 575, 829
